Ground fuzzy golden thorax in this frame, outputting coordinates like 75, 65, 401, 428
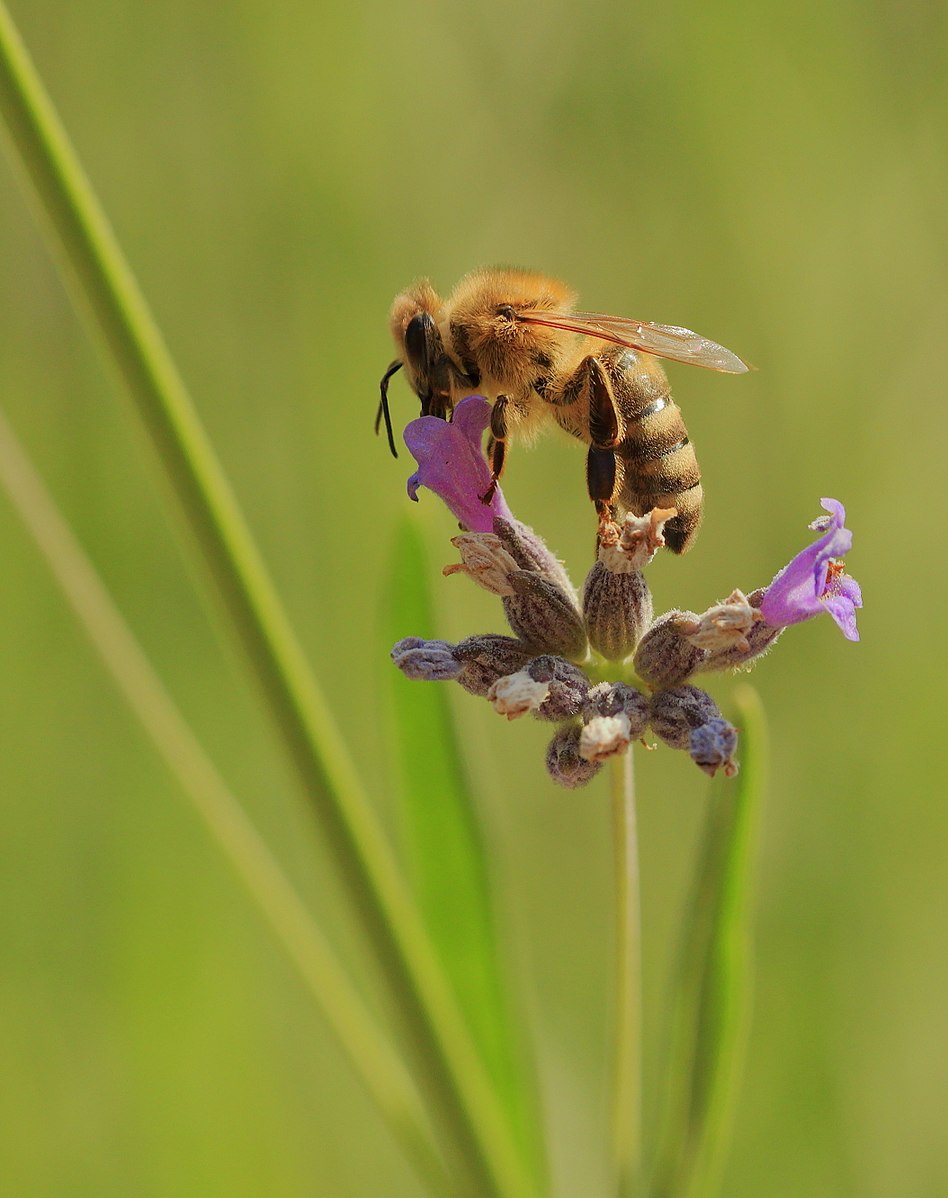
442, 268, 578, 392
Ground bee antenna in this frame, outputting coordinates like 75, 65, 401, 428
377, 360, 402, 458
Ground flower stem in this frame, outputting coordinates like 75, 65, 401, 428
0, 9, 533, 1198
610, 749, 642, 1198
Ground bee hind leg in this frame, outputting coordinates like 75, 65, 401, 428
480, 396, 509, 504
584, 356, 622, 449
581, 358, 624, 529
559, 355, 624, 528
586, 445, 619, 529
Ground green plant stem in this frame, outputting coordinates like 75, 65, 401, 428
610, 749, 642, 1198
0, 9, 533, 1198
0, 407, 450, 1197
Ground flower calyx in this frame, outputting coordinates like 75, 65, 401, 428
443, 532, 520, 596
680, 588, 763, 654
598, 507, 677, 574
486, 670, 551, 720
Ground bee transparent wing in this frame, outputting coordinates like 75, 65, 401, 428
520, 310, 751, 373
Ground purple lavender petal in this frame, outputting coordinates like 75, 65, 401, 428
760, 498, 861, 640
760, 545, 826, 627
822, 571, 863, 641
452, 394, 494, 445
814, 497, 848, 530
835, 573, 863, 608
806, 498, 852, 554
403, 396, 514, 533
822, 594, 860, 641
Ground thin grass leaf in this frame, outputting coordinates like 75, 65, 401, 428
0, 408, 450, 1197
649, 685, 767, 1198
0, 12, 535, 1195
383, 513, 545, 1190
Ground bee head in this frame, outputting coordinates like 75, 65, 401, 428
389, 280, 448, 407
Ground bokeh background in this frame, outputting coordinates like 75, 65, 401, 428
1, 1, 946, 1195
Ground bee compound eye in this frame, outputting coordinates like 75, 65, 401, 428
404, 311, 439, 372
496, 304, 517, 321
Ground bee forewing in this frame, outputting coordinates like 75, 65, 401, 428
521, 310, 751, 373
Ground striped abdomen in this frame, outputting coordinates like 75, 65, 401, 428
606, 349, 703, 554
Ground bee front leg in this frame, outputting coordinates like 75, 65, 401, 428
376, 359, 403, 458
480, 396, 509, 504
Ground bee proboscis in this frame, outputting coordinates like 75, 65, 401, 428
378, 268, 750, 553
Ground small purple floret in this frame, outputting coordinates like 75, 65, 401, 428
760, 498, 862, 641
404, 396, 514, 533
391, 637, 461, 681
689, 718, 738, 778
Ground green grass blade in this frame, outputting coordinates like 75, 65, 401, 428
0, 10, 534, 1195
383, 514, 545, 1190
649, 685, 767, 1198
0, 407, 450, 1196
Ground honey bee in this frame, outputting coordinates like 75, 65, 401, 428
377, 268, 750, 553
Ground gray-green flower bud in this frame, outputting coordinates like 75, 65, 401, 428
503, 571, 588, 660
583, 682, 649, 739
648, 687, 738, 776
689, 718, 739, 778
493, 517, 577, 601
526, 655, 591, 721
545, 724, 603, 789
633, 611, 708, 687
453, 634, 533, 696
583, 562, 653, 662
390, 637, 462, 681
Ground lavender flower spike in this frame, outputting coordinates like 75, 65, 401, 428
404, 396, 514, 533
760, 498, 862, 641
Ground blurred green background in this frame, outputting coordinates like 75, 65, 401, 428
1, 0, 945, 1195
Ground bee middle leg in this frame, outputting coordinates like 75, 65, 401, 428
480, 395, 509, 505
